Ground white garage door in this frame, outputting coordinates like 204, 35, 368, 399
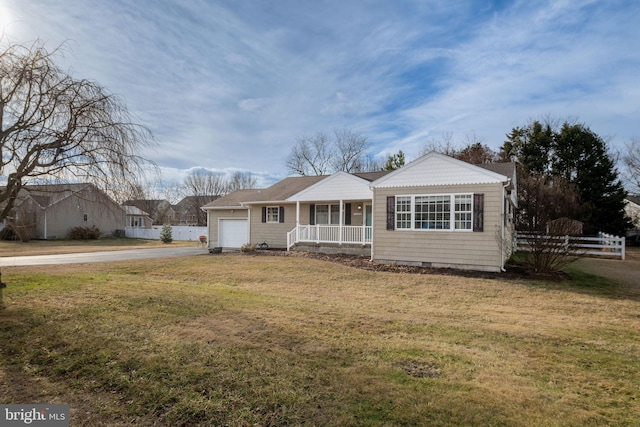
219, 219, 248, 248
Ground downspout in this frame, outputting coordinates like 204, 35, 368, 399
500, 181, 510, 272
204, 207, 209, 248
43, 209, 47, 240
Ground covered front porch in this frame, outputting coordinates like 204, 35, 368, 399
285, 171, 376, 251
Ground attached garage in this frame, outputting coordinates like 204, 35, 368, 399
218, 218, 248, 248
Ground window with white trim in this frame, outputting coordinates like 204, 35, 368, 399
315, 204, 342, 225
396, 196, 411, 229
454, 195, 473, 230
266, 206, 280, 223
395, 194, 474, 231
415, 195, 450, 229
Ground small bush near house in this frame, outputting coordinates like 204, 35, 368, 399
159, 224, 173, 244
68, 226, 101, 240
240, 243, 256, 253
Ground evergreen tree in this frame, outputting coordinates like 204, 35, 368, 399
160, 224, 173, 244
502, 121, 554, 174
552, 123, 629, 234
502, 120, 630, 235
384, 150, 406, 171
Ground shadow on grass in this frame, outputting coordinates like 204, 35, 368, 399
523, 265, 640, 302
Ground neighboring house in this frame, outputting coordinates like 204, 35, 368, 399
122, 199, 175, 225
203, 152, 518, 272
123, 205, 153, 229
173, 195, 219, 226
1, 183, 126, 240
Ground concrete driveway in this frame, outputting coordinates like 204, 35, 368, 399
0, 247, 209, 267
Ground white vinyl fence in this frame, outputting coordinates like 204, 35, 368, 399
515, 232, 625, 260
125, 226, 207, 242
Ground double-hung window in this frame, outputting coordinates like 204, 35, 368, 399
314, 204, 341, 225
395, 194, 474, 231
454, 195, 472, 230
396, 196, 412, 229
266, 206, 280, 223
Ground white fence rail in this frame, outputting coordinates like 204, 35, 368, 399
515, 232, 625, 260
125, 226, 207, 242
287, 225, 373, 249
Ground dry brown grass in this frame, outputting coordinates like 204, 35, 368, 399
1, 253, 638, 426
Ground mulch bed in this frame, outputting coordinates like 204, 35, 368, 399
245, 249, 570, 282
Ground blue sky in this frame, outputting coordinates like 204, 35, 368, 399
2, 0, 639, 186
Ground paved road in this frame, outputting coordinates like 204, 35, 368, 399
0, 247, 210, 267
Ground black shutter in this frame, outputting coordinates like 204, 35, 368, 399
386, 196, 395, 230
345, 203, 352, 225
309, 204, 315, 225
279, 206, 285, 223
261, 206, 267, 223
473, 193, 484, 232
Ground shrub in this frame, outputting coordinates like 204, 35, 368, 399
159, 224, 173, 244
240, 243, 255, 253
68, 226, 101, 240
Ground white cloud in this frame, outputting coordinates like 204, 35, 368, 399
3, 0, 640, 185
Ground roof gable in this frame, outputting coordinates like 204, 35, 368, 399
288, 171, 374, 202
371, 152, 510, 188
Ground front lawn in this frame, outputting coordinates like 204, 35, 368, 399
1, 254, 638, 426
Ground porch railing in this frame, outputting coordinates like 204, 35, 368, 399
287, 225, 372, 249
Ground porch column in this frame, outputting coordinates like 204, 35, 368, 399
296, 201, 300, 242
339, 199, 343, 245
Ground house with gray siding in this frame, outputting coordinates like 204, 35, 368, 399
1, 183, 126, 240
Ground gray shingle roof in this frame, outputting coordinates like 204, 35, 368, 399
476, 162, 516, 178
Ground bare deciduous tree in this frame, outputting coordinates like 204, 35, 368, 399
0, 39, 155, 223
183, 169, 228, 197
331, 128, 368, 173
515, 170, 583, 273
285, 128, 371, 176
228, 171, 257, 192
623, 137, 640, 193
285, 132, 333, 176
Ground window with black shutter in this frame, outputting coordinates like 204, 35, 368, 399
473, 193, 484, 232
386, 196, 395, 230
